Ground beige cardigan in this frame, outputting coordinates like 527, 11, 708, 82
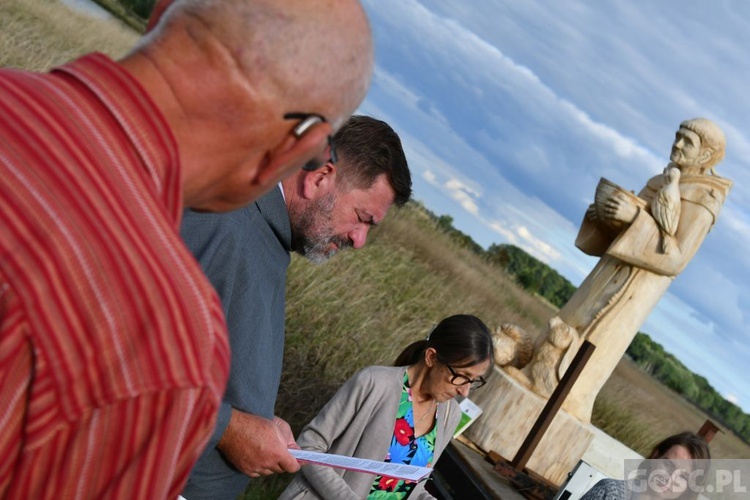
279, 366, 461, 500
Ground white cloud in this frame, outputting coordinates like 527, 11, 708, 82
450, 191, 479, 215
516, 226, 561, 262
726, 393, 739, 405
443, 178, 481, 215
422, 170, 437, 185
370, 69, 421, 110
445, 178, 480, 197
558, 101, 661, 170
489, 221, 517, 244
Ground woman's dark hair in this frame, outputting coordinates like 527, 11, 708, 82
394, 314, 494, 371
648, 431, 710, 460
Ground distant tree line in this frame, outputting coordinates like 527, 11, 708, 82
415, 201, 485, 255
627, 333, 750, 442
484, 243, 576, 308
88, 0, 152, 31
417, 201, 749, 443
416, 204, 576, 309
415, 201, 575, 307
119, 0, 154, 19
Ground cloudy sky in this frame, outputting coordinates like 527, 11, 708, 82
358, 0, 750, 414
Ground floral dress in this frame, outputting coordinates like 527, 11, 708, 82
368, 373, 438, 499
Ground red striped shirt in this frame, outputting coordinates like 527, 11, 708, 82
0, 53, 230, 498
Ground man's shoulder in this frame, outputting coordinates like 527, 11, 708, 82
181, 205, 261, 247
183, 204, 260, 228
181, 187, 288, 248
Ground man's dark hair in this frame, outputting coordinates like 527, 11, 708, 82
334, 115, 412, 207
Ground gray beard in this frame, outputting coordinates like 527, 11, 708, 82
303, 234, 353, 264
290, 193, 353, 264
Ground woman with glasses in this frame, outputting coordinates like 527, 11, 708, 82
280, 314, 494, 499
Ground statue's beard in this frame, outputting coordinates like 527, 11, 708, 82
670, 149, 700, 171
670, 149, 683, 165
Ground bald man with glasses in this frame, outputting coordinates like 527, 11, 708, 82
0, 0, 373, 497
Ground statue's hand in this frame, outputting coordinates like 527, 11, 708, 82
602, 194, 638, 225
585, 203, 598, 222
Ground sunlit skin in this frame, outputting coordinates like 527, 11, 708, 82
406, 347, 491, 437
138, 0, 374, 215
429, 360, 490, 402
289, 173, 395, 263
324, 175, 394, 249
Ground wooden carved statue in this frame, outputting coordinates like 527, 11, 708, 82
505, 316, 582, 397
492, 323, 533, 369
527, 118, 732, 422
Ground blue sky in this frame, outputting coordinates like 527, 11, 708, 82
359, 0, 750, 414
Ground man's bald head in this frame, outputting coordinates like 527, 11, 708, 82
126, 0, 374, 211
147, 0, 373, 129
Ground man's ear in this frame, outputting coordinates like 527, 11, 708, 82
301, 162, 336, 200
254, 121, 333, 191
146, 0, 175, 32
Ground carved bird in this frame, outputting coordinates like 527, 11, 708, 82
651, 165, 681, 253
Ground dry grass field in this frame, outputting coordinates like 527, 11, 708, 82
598, 358, 749, 459
4, 1, 748, 498
0, 0, 136, 71
279, 205, 557, 429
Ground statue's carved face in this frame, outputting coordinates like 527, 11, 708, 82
670, 127, 703, 168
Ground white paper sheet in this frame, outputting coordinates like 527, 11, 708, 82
289, 449, 433, 482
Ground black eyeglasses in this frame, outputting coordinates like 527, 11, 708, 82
444, 363, 487, 390
284, 112, 338, 170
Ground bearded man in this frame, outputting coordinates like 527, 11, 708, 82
180, 115, 411, 499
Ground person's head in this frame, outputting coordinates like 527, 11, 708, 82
128, 0, 374, 212
285, 115, 412, 263
641, 432, 710, 500
671, 118, 726, 173
648, 432, 710, 461
394, 314, 494, 401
